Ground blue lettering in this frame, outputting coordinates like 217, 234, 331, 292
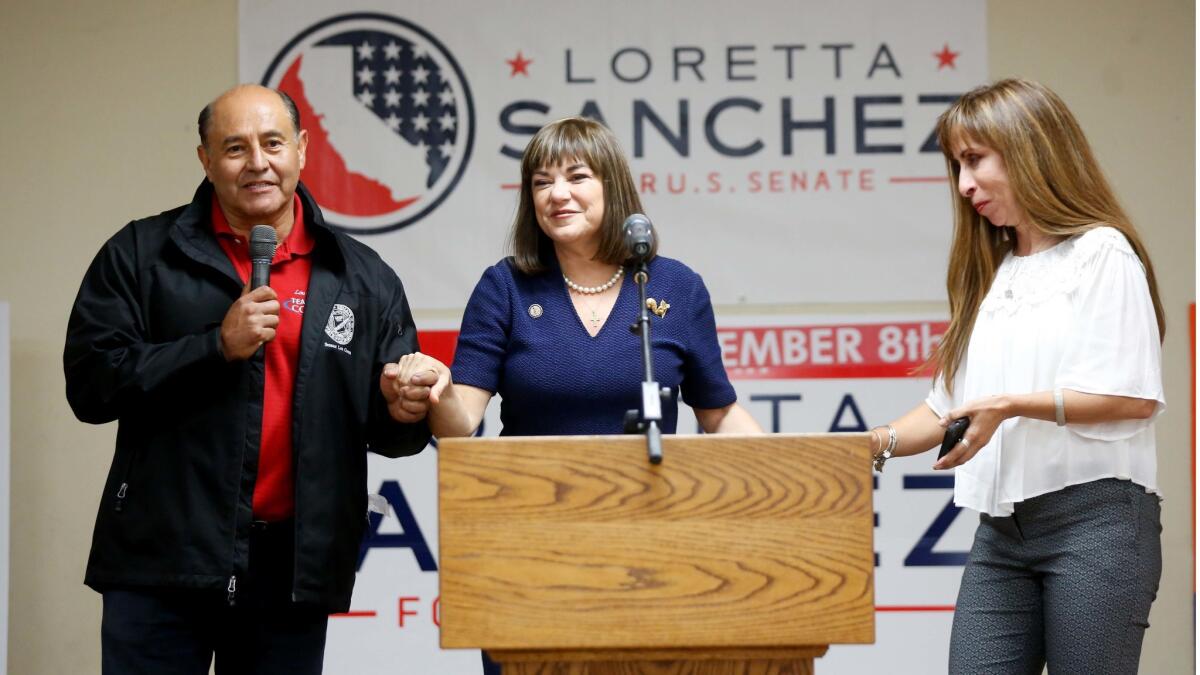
919, 94, 960, 152
748, 393, 802, 433
565, 49, 595, 83
782, 96, 835, 156
498, 100, 549, 159
902, 474, 970, 566
612, 47, 652, 83
634, 100, 689, 157
867, 43, 901, 79
358, 480, 438, 572
855, 95, 904, 154
828, 394, 867, 432
705, 97, 764, 157
673, 47, 705, 82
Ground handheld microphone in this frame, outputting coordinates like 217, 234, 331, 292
622, 214, 654, 263
248, 225, 277, 289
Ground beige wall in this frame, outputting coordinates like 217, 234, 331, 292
0, 0, 1193, 673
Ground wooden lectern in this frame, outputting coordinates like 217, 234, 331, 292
438, 434, 874, 675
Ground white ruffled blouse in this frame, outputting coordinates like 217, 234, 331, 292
926, 227, 1164, 516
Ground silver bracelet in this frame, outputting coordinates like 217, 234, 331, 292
873, 424, 898, 472
1053, 388, 1066, 426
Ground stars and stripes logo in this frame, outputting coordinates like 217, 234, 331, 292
261, 13, 474, 234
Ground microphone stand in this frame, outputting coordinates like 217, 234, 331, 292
626, 260, 664, 464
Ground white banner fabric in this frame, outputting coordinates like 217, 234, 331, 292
236, 2, 987, 672
238, 1, 987, 308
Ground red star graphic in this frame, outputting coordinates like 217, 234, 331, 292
506, 50, 532, 77
934, 44, 960, 70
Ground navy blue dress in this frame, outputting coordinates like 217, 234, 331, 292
451, 255, 737, 435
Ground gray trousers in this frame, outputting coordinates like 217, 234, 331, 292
949, 478, 1161, 675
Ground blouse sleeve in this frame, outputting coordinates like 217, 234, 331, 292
925, 371, 955, 419
678, 273, 738, 410
450, 264, 513, 394
1056, 229, 1165, 441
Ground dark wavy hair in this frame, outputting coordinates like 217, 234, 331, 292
508, 117, 656, 274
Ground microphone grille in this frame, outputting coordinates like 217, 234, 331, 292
249, 225, 277, 261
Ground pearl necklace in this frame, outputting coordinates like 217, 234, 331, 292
563, 267, 623, 295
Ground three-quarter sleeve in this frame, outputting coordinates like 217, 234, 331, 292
1056, 230, 1164, 440
678, 273, 737, 410
450, 264, 512, 394
925, 370, 955, 419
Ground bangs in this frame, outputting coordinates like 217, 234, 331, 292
521, 118, 607, 178
937, 94, 1001, 163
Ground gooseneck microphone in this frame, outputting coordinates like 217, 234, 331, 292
249, 225, 277, 290
623, 214, 654, 263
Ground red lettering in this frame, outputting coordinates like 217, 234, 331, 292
768, 170, 783, 192
667, 173, 686, 194
707, 172, 722, 193
838, 169, 853, 190
640, 172, 656, 193
398, 596, 420, 627
860, 169, 875, 191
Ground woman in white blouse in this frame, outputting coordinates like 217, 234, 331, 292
871, 79, 1166, 675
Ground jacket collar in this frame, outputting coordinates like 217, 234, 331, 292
168, 180, 346, 284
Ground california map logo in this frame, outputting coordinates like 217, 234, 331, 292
262, 13, 475, 234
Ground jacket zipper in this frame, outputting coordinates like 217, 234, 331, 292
112, 445, 141, 514
114, 483, 128, 513
227, 575, 238, 605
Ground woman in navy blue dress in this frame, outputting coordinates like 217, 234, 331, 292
389, 116, 761, 440
387, 116, 761, 675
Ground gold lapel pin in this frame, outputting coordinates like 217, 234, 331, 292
646, 298, 670, 318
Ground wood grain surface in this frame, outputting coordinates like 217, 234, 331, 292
488, 646, 827, 674
439, 434, 874, 651
493, 658, 816, 675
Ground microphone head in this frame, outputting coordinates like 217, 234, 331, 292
249, 225, 277, 262
622, 214, 654, 260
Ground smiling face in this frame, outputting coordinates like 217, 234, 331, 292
951, 136, 1026, 229
531, 159, 606, 252
197, 86, 308, 234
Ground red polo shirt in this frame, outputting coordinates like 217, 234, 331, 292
212, 194, 314, 522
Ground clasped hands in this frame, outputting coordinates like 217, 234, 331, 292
381, 352, 451, 423
219, 284, 449, 424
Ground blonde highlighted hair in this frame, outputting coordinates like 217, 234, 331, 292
932, 78, 1165, 392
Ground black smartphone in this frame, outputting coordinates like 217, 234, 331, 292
938, 417, 970, 459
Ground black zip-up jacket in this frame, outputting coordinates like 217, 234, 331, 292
64, 181, 430, 611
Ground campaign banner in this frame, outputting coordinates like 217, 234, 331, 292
238, 2, 986, 671
238, 0, 987, 309
325, 315, 975, 674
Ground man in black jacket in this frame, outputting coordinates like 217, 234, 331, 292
64, 84, 434, 674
